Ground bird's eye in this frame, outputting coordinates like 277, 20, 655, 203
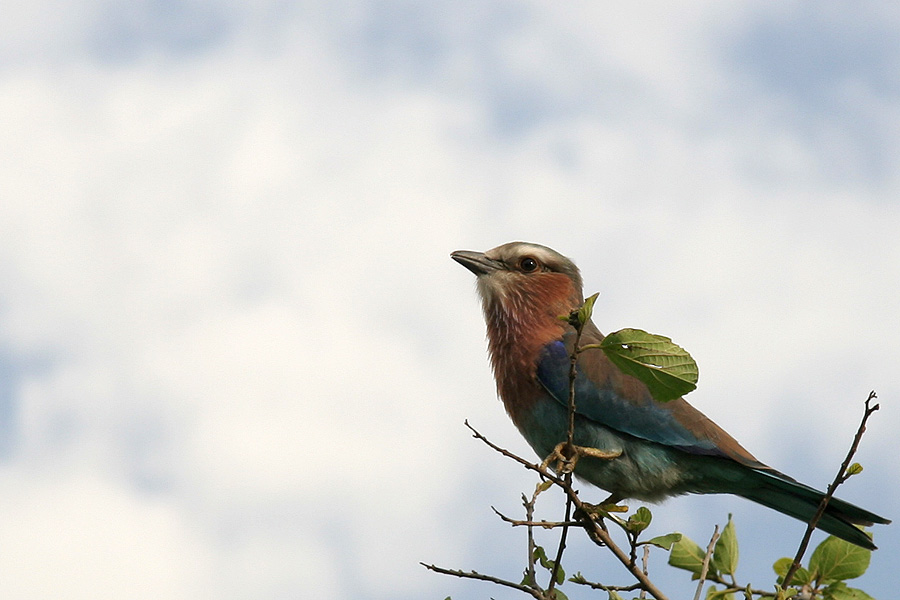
519, 257, 539, 273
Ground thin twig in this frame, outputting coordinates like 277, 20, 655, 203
640, 545, 650, 599
570, 574, 643, 593
464, 421, 670, 600
524, 492, 538, 589
493, 506, 580, 529
547, 315, 586, 596
693, 525, 720, 600
464, 420, 567, 486
546, 494, 572, 595
703, 573, 775, 598
420, 563, 545, 600
781, 391, 880, 588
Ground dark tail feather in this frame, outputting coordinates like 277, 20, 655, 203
737, 469, 890, 551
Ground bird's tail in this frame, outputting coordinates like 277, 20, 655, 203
736, 469, 890, 550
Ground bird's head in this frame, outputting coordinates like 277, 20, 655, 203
452, 242, 584, 344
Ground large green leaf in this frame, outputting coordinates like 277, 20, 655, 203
823, 582, 875, 600
809, 535, 871, 582
712, 516, 739, 576
598, 328, 699, 402
668, 534, 709, 575
645, 532, 682, 550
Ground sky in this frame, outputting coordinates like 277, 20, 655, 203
0, 1, 898, 598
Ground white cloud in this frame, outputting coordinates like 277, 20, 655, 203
0, 1, 897, 599
0, 470, 211, 599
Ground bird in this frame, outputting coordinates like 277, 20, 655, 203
452, 241, 889, 550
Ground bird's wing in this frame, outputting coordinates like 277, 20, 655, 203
536, 326, 767, 468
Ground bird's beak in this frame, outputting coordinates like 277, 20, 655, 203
451, 250, 503, 276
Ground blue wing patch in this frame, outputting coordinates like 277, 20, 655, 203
536, 340, 724, 457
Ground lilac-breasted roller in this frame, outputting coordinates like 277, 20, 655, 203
452, 241, 889, 550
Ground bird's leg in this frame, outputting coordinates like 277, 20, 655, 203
540, 442, 621, 475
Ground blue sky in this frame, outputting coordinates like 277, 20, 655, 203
1, 2, 898, 598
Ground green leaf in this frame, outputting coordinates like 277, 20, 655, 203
568, 572, 586, 584
823, 582, 876, 600
536, 479, 554, 494
645, 532, 682, 550
772, 557, 812, 586
564, 293, 600, 329
549, 589, 568, 600
578, 293, 600, 326
712, 515, 739, 576
705, 586, 737, 600
809, 535, 871, 582
845, 463, 864, 478
607, 591, 625, 600
668, 534, 708, 575
598, 328, 698, 401
627, 506, 653, 534
533, 545, 551, 569
533, 546, 565, 583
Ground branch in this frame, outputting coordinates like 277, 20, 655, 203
640, 545, 650, 600
464, 421, 670, 600
570, 573, 643, 593
524, 493, 537, 589
693, 525, 720, 600
546, 494, 572, 596
781, 391, 880, 588
420, 563, 546, 600
703, 573, 775, 598
464, 420, 567, 486
491, 506, 579, 529
544, 306, 591, 596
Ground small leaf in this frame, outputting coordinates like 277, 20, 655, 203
668, 534, 708, 574
712, 515, 739, 576
809, 535, 871, 582
598, 328, 698, 401
772, 557, 812, 586
645, 532, 682, 550
533, 546, 565, 582
533, 545, 552, 570
576, 293, 600, 327
607, 591, 625, 600
822, 581, 875, 600
536, 479, 554, 494
845, 463, 864, 478
549, 589, 569, 600
627, 506, 653, 534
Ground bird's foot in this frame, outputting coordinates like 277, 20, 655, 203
540, 442, 621, 475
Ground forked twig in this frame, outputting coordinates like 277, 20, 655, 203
420, 563, 546, 600
463, 420, 670, 600
781, 391, 880, 588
